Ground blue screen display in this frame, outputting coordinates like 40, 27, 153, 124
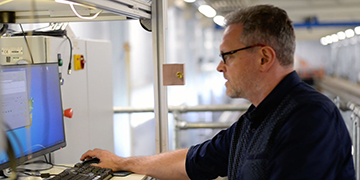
0, 63, 66, 169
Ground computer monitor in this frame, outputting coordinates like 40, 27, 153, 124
0, 63, 66, 170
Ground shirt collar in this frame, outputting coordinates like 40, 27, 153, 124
244, 71, 302, 123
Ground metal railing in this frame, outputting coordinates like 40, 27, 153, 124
347, 102, 360, 180
114, 104, 250, 114
114, 104, 249, 130
114, 104, 250, 149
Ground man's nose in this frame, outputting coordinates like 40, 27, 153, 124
217, 61, 225, 72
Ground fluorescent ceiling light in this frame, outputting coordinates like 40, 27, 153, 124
355, 26, 360, 35
331, 34, 338, 42
213, 15, 225, 27
345, 29, 355, 38
198, 5, 216, 18
337, 31, 346, 40
183, 0, 196, 3
321, 27, 359, 46
320, 37, 328, 46
325, 35, 333, 44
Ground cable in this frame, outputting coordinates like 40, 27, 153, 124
64, 34, 73, 75
11, 28, 73, 75
43, 154, 48, 164
69, 3, 102, 20
0, 24, 8, 36
48, 153, 52, 164
30, 24, 52, 32
19, 24, 34, 64
19, 171, 56, 178
52, 164, 73, 168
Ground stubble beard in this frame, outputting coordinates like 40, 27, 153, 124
226, 81, 244, 99
226, 74, 258, 100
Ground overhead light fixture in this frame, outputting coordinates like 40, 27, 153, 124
345, 29, 355, 38
354, 26, 360, 35
320, 37, 328, 46
325, 35, 333, 44
320, 27, 360, 46
183, 0, 196, 3
337, 31, 346, 40
198, 5, 216, 18
55, 0, 102, 20
213, 15, 225, 27
331, 34, 338, 42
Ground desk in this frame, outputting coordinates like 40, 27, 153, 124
3, 165, 146, 180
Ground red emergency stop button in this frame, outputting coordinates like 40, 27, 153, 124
64, 108, 73, 118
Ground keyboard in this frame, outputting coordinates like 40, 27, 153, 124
49, 162, 113, 180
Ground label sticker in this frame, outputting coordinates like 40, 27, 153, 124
2, 47, 24, 55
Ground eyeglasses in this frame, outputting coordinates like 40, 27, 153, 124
219, 44, 265, 64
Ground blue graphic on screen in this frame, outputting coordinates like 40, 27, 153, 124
0, 63, 66, 169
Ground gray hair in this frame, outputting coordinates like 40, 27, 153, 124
225, 5, 295, 66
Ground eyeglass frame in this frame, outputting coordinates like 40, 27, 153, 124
219, 44, 265, 64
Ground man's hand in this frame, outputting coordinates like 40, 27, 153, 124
80, 148, 125, 172
80, 148, 190, 180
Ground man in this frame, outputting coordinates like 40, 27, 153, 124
81, 5, 355, 180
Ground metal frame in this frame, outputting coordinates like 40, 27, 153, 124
151, 0, 169, 154
348, 102, 360, 180
114, 104, 250, 113
0, 0, 151, 23
71, 0, 151, 19
14, 11, 127, 23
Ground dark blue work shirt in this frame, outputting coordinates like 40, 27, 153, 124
186, 71, 355, 180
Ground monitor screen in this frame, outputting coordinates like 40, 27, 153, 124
0, 63, 66, 170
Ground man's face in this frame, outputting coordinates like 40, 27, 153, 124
217, 24, 260, 99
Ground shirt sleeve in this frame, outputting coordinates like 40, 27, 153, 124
186, 122, 237, 179
267, 102, 355, 180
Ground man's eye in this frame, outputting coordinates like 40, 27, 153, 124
224, 55, 231, 61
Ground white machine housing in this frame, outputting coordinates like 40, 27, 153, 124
0, 36, 114, 164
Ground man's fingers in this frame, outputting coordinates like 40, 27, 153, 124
80, 149, 97, 161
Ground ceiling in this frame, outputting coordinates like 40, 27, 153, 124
186, 0, 360, 41
0, 0, 360, 41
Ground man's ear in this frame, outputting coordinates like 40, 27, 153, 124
259, 46, 276, 72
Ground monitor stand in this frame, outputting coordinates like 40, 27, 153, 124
0, 160, 53, 179
17, 160, 53, 171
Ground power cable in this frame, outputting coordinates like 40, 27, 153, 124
64, 34, 73, 75
0, 24, 8, 36
10, 28, 73, 74
19, 24, 34, 64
